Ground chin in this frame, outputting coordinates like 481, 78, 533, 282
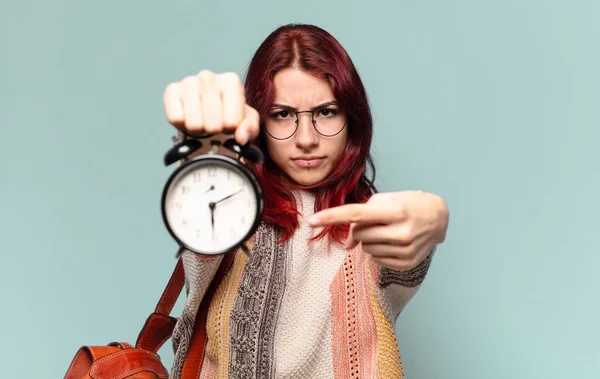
287, 170, 329, 188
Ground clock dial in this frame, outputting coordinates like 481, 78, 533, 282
163, 158, 259, 255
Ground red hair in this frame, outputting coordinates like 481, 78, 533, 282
244, 24, 377, 244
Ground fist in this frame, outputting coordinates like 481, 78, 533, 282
163, 70, 260, 145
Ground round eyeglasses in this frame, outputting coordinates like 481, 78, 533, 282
264, 103, 347, 140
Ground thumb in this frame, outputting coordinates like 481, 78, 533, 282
344, 223, 360, 249
345, 237, 359, 249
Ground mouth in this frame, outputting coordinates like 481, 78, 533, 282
292, 156, 325, 168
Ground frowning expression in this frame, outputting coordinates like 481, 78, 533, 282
264, 68, 348, 187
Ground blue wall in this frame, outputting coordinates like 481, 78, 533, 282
1, 1, 598, 377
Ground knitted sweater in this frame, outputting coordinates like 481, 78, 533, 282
170, 190, 435, 379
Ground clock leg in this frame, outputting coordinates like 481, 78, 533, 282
240, 243, 251, 256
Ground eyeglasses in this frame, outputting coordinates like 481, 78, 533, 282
264, 103, 347, 140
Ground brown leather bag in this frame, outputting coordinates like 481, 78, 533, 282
64, 255, 233, 379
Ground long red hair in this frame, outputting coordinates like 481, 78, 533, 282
244, 24, 377, 244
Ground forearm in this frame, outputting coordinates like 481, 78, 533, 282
371, 246, 437, 321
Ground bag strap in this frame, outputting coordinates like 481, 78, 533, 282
135, 250, 235, 358
181, 253, 235, 379
155, 258, 186, 315
135, 256, 186, 352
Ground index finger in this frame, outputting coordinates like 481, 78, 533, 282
308, 203, 389, 227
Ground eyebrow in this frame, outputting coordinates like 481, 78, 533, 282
270, 100, 339, 111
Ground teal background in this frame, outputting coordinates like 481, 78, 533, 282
1, 0, 598, 378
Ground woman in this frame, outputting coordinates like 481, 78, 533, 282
163, 23, 449, 378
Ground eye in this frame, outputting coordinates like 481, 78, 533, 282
318, 108, 337, 117
270, 110, 292, 120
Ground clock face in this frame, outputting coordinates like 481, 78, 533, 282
163, 157, 260, 255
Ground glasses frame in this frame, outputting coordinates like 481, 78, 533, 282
264, 104, 348, 140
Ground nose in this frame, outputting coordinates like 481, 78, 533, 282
294, 112, 319, 151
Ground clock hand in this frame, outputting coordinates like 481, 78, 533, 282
205, 185, 215, 193
208, 189, 242, 241
214, 188, 244, 205
209, 202, 216, 236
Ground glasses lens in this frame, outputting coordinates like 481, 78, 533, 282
265, 109, 297, 139
313, 105, 346, 136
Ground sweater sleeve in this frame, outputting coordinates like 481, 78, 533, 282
370, 246, 437, 323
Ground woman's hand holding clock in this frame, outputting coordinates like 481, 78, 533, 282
163, 70, 260, 145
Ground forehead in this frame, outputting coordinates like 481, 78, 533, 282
272, 68, 335, 106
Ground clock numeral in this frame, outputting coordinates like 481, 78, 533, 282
174, 202, 182, 210
240, 216, 246, 225
212, 233, 218, 242
208, 167, 217, 177
181, 219, 188, 226
193, 171, 201, 182
196, 229, 201, 238
181, 186, 190, 195
230, 228, 236, 238
227, 170, 231, 180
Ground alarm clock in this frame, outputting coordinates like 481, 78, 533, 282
161, 134, 264, 256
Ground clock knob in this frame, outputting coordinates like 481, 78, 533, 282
164, 139, 203, 166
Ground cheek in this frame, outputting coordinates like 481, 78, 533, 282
265, 139, 288, 166
329, 132, 348, 164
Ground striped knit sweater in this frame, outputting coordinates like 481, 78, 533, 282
170, 189, 436, 378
